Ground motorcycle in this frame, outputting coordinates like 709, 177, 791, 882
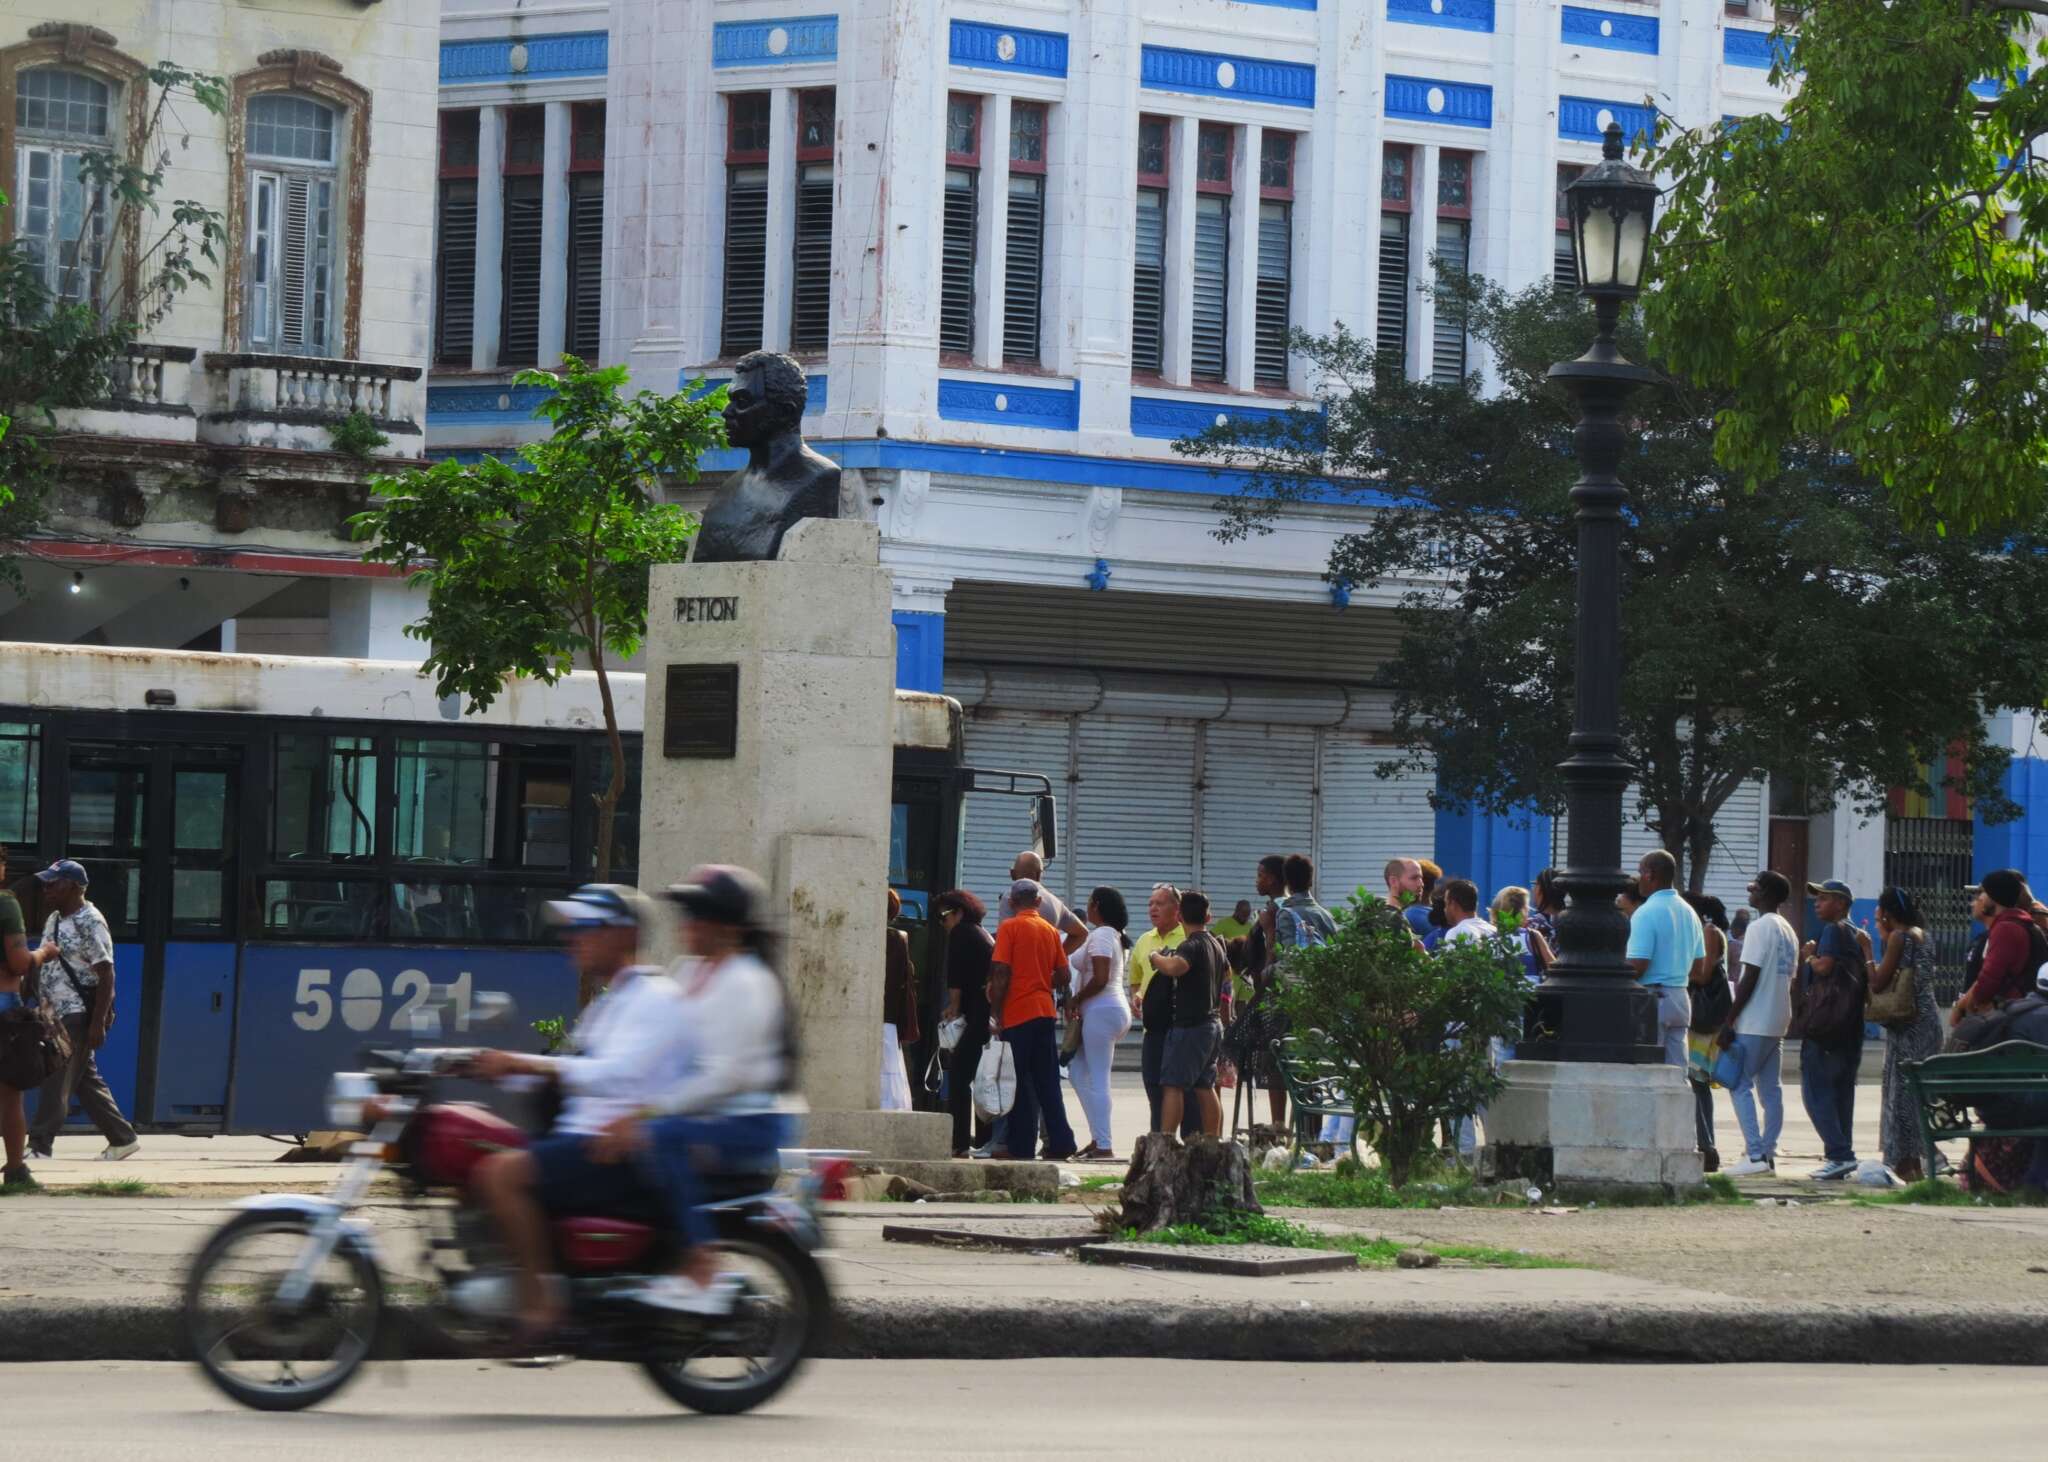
182, 1027, 831, 1415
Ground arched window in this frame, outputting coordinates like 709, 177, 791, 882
245, 92, 339, 354
13, 67, 114, 306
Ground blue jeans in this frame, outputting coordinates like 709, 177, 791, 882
638, 1111, 792, 1248
1727, 1034, 1783, 1163
1003, 1017, 1077, 1158
1800, 1039, 1861, 1164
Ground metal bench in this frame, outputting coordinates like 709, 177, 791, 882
1272, 1033, 1363, 1166
1904, 1040, 2048, 1165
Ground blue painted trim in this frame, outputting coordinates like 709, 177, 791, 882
1976, 753, 2048, 884
1723, 27, 1793, 71
893, 610, 946, 692
1239, 0, 1317, 7
1560, 7, 1658, 55
440, 32, 608, 85
1434, 799, 1555, 912
1385, 75, 1494, 130
813, 437, 1364, 503
1129, 394, 1307, 441
711, 15, 840, 69
1558, 95, 1657, 146
425, 383, 555, 425
1388, 0, 1495, 35
423, 449, 532, 470
1971, 71, 2026, 100
680, 372, 828, 414
949, 21, 1069, 78
937, 378, 1080, 430
1140, 46, 1316, 109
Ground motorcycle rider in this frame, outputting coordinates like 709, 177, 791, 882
468, 883, 689, 1338
592, 865, 803, 1315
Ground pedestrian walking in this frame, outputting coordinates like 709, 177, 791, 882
1, 846, 40, 1188
1067, 886, 1133, 1160
987, 879, 1078, 1162
934, 890, 994, 1158
1130, 884, 1197, 1138
1624, 852, 1703, 1072
880, 889, 919, 1112
27, 860, 138, 1162
1683, 893, 1733, 1173
1869, 887, 1945, 1181
1718, 872, 1797, 1175
1147, 890, 1227, 1139
1796, 879, 1870, 1180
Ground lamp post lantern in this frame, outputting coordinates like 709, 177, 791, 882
1521, 121, 1663, 1065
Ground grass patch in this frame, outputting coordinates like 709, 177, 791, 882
1119, 1209, 1573, 1270
0, 1178, 163, 1198
1076, 1175, 1124, 1193
1253, 1156, 1478, 1210
1703, 1174, 1749, 1205
1854, 1177, 2047, 1209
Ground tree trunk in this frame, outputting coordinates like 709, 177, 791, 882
1382, 1114, 1435, 1188
1116, 1133, 1262, 1234
590, 641, 624, 883
1686, 816, 1716, 896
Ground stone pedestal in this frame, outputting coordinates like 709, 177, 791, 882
1480, 1060, 1704, 1195
641, 518, 948, 1159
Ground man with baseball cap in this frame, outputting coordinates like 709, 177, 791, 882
28, 859, 138, 1162
1797, 879, 1872, 1179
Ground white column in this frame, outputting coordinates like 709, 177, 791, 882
764, 87, 797, 352
537, 100, 572, 367
972, 93, 1012, 370
1064, 0, 1138, 449
1227, 122, 1262, 390
1410, 146, 1441, 385
471, 105, 506, 371
328, 579, 427, 661
1163, 116, 1198, 386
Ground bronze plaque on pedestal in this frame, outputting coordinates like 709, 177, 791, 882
663, 663, 740, 758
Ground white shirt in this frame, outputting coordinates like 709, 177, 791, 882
1445, 916, 1498, 947
1069, 924, 1129, 1008
1734, 911, 1798, 1038
539, 966, 691, 1135
652, 952, 806, 1117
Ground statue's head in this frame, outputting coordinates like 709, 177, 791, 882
724, 351, 808, 447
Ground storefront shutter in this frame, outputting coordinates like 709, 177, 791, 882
959, 712, 1074, 908
1200, 723, 1315, 907
1072, 716, 1197, 900
1318, 737, 1437, 904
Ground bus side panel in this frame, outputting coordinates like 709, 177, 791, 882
224, 944, 578, 1136
25, 945, 143, 1134
150, 942, 239, 1127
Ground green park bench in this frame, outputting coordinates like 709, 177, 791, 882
1272, 1033, 1364, 1167
1904, 1040, 2048, 1164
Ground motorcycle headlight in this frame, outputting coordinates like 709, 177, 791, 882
327, 1072, 379, 1131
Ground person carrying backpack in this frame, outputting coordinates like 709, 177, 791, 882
1273, 854, 1336, 962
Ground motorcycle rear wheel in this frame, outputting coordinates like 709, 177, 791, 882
639, 1226, 824, 1415
183, 1209, 383, 1412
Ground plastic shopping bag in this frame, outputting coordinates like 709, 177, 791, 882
972, 1037, 1016, 1122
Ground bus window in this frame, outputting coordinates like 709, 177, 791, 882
0, 722, 39, 847
262, 879, 377, 939
394, 739, 574, 871
389, 878, 547, 943
67, 759, 147, 939
170, 768, 233, 936
589, 741, 641, 879
273, 734, 377, 861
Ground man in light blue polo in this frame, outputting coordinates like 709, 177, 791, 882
1625, 849, 1706, 1067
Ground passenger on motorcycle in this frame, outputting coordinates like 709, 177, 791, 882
468, 883, 690, 1337
590, 865, 804, 1316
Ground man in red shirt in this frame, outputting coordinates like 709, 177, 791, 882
988, 880, 1078, 1161
1955, 868, 2048, 1026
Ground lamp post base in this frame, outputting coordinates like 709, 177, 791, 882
1482, 1060, 1705, 1197
1516, 978, 1663, 1065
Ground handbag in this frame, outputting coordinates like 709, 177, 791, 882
0, 969, 72, 1092
1864, 933, 1920, 1027
937, 1015, 967, 1053
1058, 1013, 1083, 1063
1801, 922, 1870, 1045
971, 1036, 1016, 1122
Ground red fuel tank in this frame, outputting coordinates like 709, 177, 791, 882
415, 1102, 528, 1188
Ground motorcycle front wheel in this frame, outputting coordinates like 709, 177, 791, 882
183, 1209, 383, 1411
639, 1226, 825, 1415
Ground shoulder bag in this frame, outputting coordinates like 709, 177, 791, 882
1864, 932, 1921, 1028
0, 967, 72, 1092
1801, 921, 1871, 1045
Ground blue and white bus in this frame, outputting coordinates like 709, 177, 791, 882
0, 643, 1035, 1135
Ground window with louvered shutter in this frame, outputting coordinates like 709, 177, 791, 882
791, 162, 833, 354
567, 173, 603, 361
1004, 174, 1044, 364
1255, 201, 1290, 388
1431, 219, 1469, 385
254, 172, 333, 356
1132, 187, 1166, 375
1376, 212, 1409, 372
499, 175, 544, 366
1554, 228, 1578, 296
722, 165, 769, 356
940, 167, 976, 355
434, 179, 477, 364
1190, 195, 1229, 382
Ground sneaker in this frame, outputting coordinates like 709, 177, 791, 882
630, 1272, 742, 1317
98, 1140, 140, 1162
1722, 1158, 1774, 1178
28, 1144, 52, 1161
1809, 1159, 1857, 1181
968, 1142, 996, 1160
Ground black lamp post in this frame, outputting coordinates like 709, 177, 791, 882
1521, 121, 1663, 1065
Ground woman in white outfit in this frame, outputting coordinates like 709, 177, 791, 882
1067, 885, 1134, 1160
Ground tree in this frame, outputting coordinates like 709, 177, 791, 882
1648, 2, 2048, 529
1184, 278, 2048, 890
1277, 893, 1525, 1187
353, 358, 723, 878
1, 64, 228, 587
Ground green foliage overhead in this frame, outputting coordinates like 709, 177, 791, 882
353, 358, 723, 876
1648, 2, 2046, 529
1275, 893, 1526, 1187
1185, 280, 2048, 888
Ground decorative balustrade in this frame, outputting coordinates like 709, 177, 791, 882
203, 351, 423, 424
105, 343, 197, 411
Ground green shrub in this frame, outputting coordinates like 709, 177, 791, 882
328, 409, 390, 462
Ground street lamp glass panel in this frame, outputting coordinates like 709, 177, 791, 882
1616, 208, 1649, 291
1578, 205, 1617, 288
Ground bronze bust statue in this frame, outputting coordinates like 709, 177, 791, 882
693, 351, 840, 563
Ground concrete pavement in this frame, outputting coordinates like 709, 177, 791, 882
2, 1361, 2034, 1459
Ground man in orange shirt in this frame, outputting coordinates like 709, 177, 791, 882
987, 879, 1079, 1161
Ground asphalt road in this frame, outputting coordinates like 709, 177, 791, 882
6, 1361, 2027, 1460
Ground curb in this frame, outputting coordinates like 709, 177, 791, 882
10, 1298, 2044, 1366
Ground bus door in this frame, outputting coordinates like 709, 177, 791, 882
62, 741, 240, 1131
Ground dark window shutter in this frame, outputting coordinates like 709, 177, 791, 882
435, 178, 477, 365
1554, 227, 1577, 297
1003, 173, 1044, 365
1254, 200, 1290, 388
1131, 188, 1166, 375
1376, 213, 1409, 373
940, 167, 976, 355
500, 175, 544, 366
722, 165, 769, 356
279, 175, 311, 351
1431, 219, 1469, 385
567, 173, 604, 361
791, 162, 833, 354
1190, 196, 1229, 382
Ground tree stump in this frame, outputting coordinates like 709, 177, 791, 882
1116, 1133, 1263, 1234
